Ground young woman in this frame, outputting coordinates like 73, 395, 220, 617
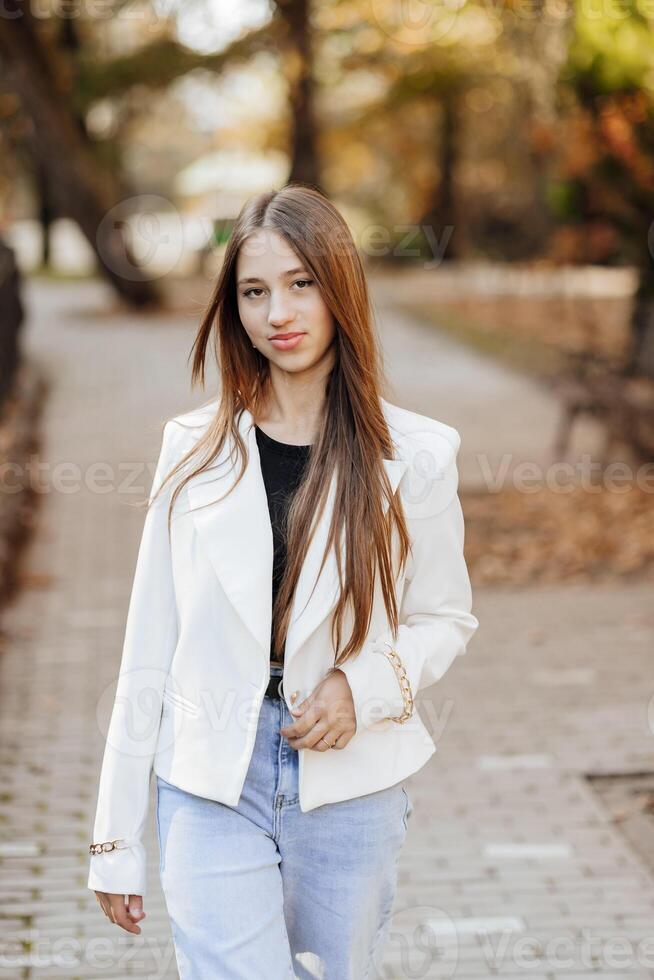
88, 184, 479, 979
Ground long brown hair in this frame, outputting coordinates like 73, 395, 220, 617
151, 183, 411, 669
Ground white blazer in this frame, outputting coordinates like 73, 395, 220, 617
87, 396, 479, 896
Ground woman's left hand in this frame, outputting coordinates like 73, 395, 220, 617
280, 668, 357, 751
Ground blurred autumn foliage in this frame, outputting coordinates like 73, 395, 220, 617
462, 484, 654, 586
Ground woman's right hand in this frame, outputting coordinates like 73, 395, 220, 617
94, 891, 146, 934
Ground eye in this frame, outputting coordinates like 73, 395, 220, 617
242, 279, 314, 299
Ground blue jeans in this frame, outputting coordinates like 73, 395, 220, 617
155, 666, 413, 979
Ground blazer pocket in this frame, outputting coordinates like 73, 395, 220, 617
162, 684, 201, 716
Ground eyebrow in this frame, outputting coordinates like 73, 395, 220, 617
237, 267, 309, 286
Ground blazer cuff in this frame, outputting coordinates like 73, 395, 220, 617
87, 840, 147, 897
337, 639, 406, 730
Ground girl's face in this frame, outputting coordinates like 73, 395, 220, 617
236, 229, 336, 375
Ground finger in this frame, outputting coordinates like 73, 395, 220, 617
289, 690, 315, 718
323, 723, 353, 750
110, 900, 141, 934
308, 718, 354, 751
281, 701, 321, 739
128, 894, 146, 922
95, 892, 111, 918
308, 724, 337, 751
284, 715, 326, 749
109, 894, 142, 935
312, 725, 350, 751
330, 727, 354, 749
288, 720, 341, 751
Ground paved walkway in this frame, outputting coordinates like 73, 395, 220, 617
0, 279, 652, 979
371, 275, 606, 492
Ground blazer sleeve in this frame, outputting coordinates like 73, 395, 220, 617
338, 426, 479, 730
87, 419, 180, 896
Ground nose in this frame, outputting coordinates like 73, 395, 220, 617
267, 290, 296, 328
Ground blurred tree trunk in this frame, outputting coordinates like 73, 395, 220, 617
0, 2, 159, 308
276, 0, 321, 189
628, 263, 654, 379
419, 92, 460, 261
0, 238, 24, 402
35, 160, 54, 269
504, 0, 567, 252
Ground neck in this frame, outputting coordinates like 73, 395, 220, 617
257, 366, 330, 444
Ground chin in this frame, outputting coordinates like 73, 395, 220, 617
277, 358, 313, 372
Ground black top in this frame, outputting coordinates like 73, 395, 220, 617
255, 425, 312, 670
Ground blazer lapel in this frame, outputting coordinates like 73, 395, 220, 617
185, 408, 274, 658
183, 405, 407, 666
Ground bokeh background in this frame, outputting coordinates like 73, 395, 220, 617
0, 1, 653, 977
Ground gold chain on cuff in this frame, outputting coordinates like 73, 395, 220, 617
89, 838, 124, 855
380, 641, 414, 723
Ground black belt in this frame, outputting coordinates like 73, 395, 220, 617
265, 672, 285, 700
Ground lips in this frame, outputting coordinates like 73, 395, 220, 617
268, 332, 306, 351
